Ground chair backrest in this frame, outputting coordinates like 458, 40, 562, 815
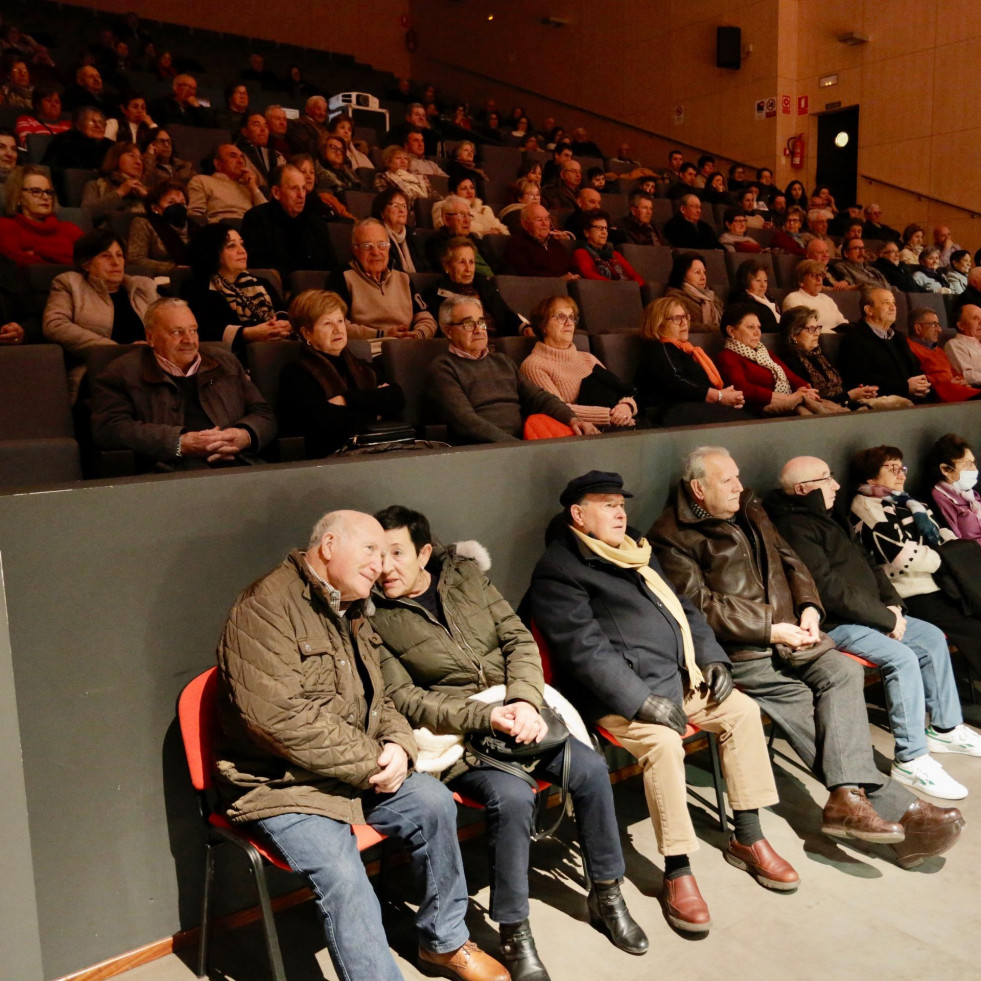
26, 263, 73, 294
63, 168, 99, 208
906, 292, 946, 329
589, 331, 644, 385
619, 244, 676, 284
530, 621, 554, 685
380, 338, 450, 427
178, 667, 219, 792
0, 345, 74, 439
409, 271, 441, 294
0, 438, 82, 488
478, 233, 509, 271
290, 269, 329, 295
344, 190, 376, 219
674, 248, 728, 288
25, 132, 54, 164
58, 206, 93, 232
480, 144, 521, 181
818, 331, 842, 365
724, 250, 775, 288
495, 335, 536, 364
326, 222, 353, 268
495, 276, 570, 318
829, 289, 862, 324
246, 339, 304, 406
688, 331, 726, 360
567, 279, 644, 334
772, 253, 802, 289
251, 268, 284, 301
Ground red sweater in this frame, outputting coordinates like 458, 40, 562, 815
0, 214, 83, 266
571, 247, 644, 284
718, 347, 808, 408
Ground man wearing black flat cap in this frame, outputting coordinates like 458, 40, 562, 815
528, 470, 797, 938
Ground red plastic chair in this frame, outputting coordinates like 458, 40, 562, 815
531, 623, 728, 831
178, 667, 385, 980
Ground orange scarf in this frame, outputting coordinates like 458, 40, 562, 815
663, 339, 724, 390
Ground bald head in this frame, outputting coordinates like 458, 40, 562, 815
521, 203, 551, 242
576, 188, 602, 211
306, 509, 387, 604
780, 455, 839, 508
957, 304, 981, 339
968, 267, 981, 291
806, 238, 831, 264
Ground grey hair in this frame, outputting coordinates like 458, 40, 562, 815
681, 446, 731, 483
144, 297, 192, 333
919, 245, 941, 264
305, 95, 327, 113
307, 511, 348, 549
442, 194, 470, 213
806, 208, 833, 223
352, 217, 386, 241
438, 293, 484, 328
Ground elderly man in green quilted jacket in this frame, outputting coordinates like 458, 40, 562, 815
215, 508, 507, 981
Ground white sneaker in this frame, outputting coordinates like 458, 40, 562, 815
891, 756, 968, 800
926, 724, 981, 757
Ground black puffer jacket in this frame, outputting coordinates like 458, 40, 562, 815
763, 487, 903, 633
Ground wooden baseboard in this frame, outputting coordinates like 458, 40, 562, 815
52, 746, 719, 981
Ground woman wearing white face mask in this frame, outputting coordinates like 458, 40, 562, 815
929, 434, 981, 542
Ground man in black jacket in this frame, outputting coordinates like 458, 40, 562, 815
241, 164, 336, 277
529, 470, 797, 937
838, 287, 932, 400
766, 456, 979, 802
662, 194, 721, 250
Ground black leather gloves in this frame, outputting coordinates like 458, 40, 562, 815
635, 693, 687, 735
703, 662, 734, 704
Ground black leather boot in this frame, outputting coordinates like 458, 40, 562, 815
499, 919, 550, 981
587, 881, 649, 955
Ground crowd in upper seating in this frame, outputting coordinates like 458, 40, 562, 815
2, 9, 981, 484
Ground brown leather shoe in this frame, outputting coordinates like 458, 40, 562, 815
418, 940, 510, 981
724, 836, 800, 891
892, 799, 966, 869
820, 787, 905, 843
661, 874, 711, 934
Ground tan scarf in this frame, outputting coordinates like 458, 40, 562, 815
571, 527, 704, 687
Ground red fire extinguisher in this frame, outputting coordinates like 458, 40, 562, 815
787, 134, 805, 169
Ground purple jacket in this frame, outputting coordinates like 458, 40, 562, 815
931, 482, 981, 542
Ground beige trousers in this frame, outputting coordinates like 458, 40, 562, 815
597, 685, 778, 856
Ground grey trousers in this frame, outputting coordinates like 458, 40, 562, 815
731, 649, 914, 822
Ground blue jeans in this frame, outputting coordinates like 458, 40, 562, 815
448, 736, 625, 924
829, 617, 962, 762
255, 772, 470, 981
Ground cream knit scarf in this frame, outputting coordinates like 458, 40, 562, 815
570, 527, 704, 686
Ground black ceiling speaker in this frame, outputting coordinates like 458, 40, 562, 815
717, 26, 742, 69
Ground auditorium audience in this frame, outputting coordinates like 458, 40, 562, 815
951, 268, 981, 321
928, 433, 981, 542
0, 165, 83, 266
636, 295, 745, 425
43, 229, 158, 399
801, 209, 834, 251
663, 194, 720, 250
498, 177, 540, 232
830, 239, 889, 289
80, 141, 148, 222
933, 224, 961, 267
620, 191, 664, 246
403, 128, 446, 178
520, 295, 638, 429
15, 85, 70, 146
126, 181, 192, 273
862, 204, 901, 243
0, 128, 19, 194
718, 304, 817, 415
140, 127, 195, 185
851, 444, 981, 678
314, 132, 362, 195
150, 74, 213, 128
838, 287, 931, 401
911, 246, 952, 294
898, 224, 924, 264
1, 56, 33, 109
784, 180, 807, 211
433, 174, 508, 237
372, 187, 426, 273
726, 259, 781, 332
571, 210, 642, 283
770, 207, 807, 255
104, 92, 155, 145
182, 223, 290, 351
187, 144, 267, 223
42, 107, 113, 198
718, 208, 762, 253
325, 114, 372, 172
664, 252, 722, 332
544, 159, 582, 211
941, 303, 981, 385
213, 82, 250, 136
425, 197, 496, 277
873, 240, 920, 292
62, 65, 110, 114
778, 306, 877, 409
326, 218, 437, 339
235, 110, 284, 189
373, 144, 436, 205
90, 296, 275, 470
285, 95, 329, 157
428, 295, 596, 443
445, 140, 487, 198
945, 250, 972, 294
423, 236, 525, 336
276, 289, 405, 457
665, 161, 699, 203
263, 105, 291, 159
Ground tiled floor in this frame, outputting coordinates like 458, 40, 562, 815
111, 699, 981, 981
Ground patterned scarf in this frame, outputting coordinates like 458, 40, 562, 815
724, 338, 793, 394
210, 272, 274, 326
570, 527, 704, 687
789, 339, 843, 400
856, 483, 943, 547
583, 242, 629, 281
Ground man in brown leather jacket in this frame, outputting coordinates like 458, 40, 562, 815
216, 509, 507, 981
649, 446, 965, 870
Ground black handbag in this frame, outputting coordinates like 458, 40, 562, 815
936, 539, 981, 616
465, 703, 572, 842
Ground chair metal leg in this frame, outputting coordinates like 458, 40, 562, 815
243, 844, 288, 981
197, 842, 216, 979
707, 733, 728, 832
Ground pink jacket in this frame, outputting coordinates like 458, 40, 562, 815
931, 481, 981, 542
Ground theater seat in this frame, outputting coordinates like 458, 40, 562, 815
496, 276, 569, 318
590, 332, 643, 386
619, 244, 676, 284
568, 280, 644, 334
906, 292, 947, 329
380, 338, 450, 430
724, 250, 775, 287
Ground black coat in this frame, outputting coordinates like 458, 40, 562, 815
240, 201, 337, 276
663, 214, 720, 251
873, 258, 921, 293
528, 522, 727, 720
725, 289, 780, 332
763, 487, 902, 634
837, 320, 924, 399
180, 274, 285, 354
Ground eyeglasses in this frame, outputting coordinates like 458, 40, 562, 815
447, 317, 488, 332
444, 211, 470, 219
916, 320, 940, 328
325, 143, 344, 152
153, 137, 172, 145
22, 187, 54, 198
550, 312, 578, 325
882, 464, 908, 476
665, 314, 691, 325
589, 224, 609, 232
801, 472, 836, 485
353, 241, 390, 251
